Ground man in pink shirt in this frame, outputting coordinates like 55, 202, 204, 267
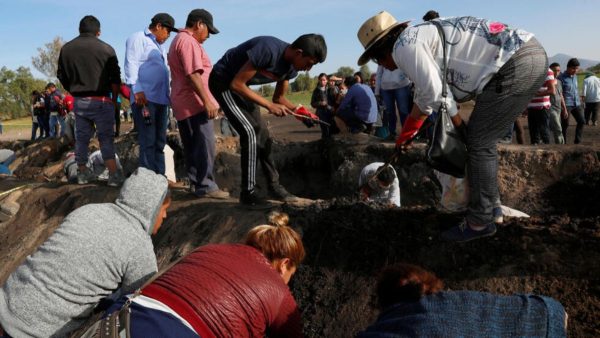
168, 9, 228, 199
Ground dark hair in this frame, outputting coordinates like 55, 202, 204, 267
376, 166, 395, 186
32, 90, 40, 96
549, 62, 561, 69
344, 76, 357, 87
291, 34, 327, 63
79, 15, 100, 34
567, 58, 580, 68
353, 72, 364, 83
318, 73, 328, 80
376, 263, 444, 310
423, 10, 440, 21
369, 25, 406, 63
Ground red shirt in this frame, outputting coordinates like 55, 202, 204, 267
63, 94, 74, 112
167, 29, 218, 121
143, 244, 303, 338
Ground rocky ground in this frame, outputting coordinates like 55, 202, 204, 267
0, 113, 599, 337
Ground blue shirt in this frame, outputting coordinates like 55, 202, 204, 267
212, 36, 298, 86
338, 83, 378, 124
124, 28, 170, 105
557, 72, 580, 107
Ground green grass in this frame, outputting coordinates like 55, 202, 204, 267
285, 91, 312, 108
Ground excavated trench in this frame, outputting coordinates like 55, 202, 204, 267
0, 135, 599, 337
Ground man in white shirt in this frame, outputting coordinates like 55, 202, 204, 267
358, 162, 400, 207
582, 73, 600, 126
356, 12, 547, 242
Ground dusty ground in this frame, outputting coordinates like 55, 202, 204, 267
0, 108, 599, 337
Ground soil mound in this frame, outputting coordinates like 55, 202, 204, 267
0, 133, 599, 337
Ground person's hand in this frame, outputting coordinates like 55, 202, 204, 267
268, 103, 292, 117
320, 100, 327, 107
134, 91, 147, 106
205, 102, 220, 119
359, 186, 370, 201
561, 108, 569, 120
395, 115, 424, 151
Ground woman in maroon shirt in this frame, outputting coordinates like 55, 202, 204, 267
112, 212, 305, 338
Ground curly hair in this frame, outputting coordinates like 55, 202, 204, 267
376, 263, 444, 310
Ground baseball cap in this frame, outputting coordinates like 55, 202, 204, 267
151, 13, 179, 33
187, 9, 219, 34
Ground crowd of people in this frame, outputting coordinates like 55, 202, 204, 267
0, 7, 582, 337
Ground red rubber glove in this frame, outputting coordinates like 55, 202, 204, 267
295, 106, 319, 128
395, 115, 425, 146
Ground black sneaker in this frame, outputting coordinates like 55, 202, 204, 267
240, 190, 273, 210
269, 183, 299, 202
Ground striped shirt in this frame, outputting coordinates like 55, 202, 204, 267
527, 69, 554, 109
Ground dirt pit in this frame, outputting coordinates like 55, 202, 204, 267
0, 121, 599, 337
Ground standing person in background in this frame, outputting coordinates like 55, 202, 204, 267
375, 65, 412, 139
526, 68, 555, 144
557, 58, 585, 144
582, 72, 600, 126
45, 83, 66, 138
354, 71, 364, 84
125, 13, 178, 174
57, 15, 124, 186
209, 33, 326, 209
31, 90, 45, 140
422, 10, 440, 21
311, 73, 335, 138
549, 63, 567, 144
168, 9, 229, 199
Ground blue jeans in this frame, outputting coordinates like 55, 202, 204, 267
132, 102, 168, 174
49, 114, 66, 138
381, 86, 411, 135
74, 97, 116, 165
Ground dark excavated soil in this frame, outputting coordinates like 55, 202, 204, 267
0, 114, 599, 337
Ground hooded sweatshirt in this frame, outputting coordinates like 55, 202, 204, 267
0, 167, 167, 338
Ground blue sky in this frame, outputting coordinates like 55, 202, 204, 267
1, 0, 599, 80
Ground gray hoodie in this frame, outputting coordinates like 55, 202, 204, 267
0, 167, 167, 338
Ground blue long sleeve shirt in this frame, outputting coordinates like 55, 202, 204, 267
557, 72, 580, 107
124, 28, 170, 105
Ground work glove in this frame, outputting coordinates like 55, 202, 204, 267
295, 106, 319, 128
395, 115, 425, 152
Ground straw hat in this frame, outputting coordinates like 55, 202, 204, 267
357, 11, 410, 66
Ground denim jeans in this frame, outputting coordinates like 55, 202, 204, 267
49, 113, 66, 138
381, 85, 411, 135
74, 97, 116, 165
132, 102, 168, 174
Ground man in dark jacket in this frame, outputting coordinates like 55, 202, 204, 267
57, 15, 123, 187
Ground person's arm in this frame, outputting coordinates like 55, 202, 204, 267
375, 65, 383, 97
230, 60, 292, 116
57, 50, 70, 92
268, 293, 303, 338
107, 51, 122, 109
121, 245, 158, 295
273, 79, 296, 111
310, 88, 320, 109
125, 35, 146, 105
388, 178, 401, 207
537, 78, 556, 96
188, 71, 219, 119
560, 94, 569, 119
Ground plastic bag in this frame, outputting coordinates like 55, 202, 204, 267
434, 170, 468, 212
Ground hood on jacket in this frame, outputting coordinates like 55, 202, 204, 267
115, 167, 169, 234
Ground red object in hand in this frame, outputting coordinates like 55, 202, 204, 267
295, 106, 319, 127
395, 115, 425, 146
120, 83, 131, 100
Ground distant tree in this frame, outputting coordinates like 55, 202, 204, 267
336, 66, 355, 78
0, 66, 46, 119
359, 65, 372, 81
589, 63, 600, 74
290, 73, 315, 92
31, 36, 64, 81
257, 84, 275, 97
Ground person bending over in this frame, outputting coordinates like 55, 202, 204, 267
358, 263, 567, 338
105, 212, 305, 338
